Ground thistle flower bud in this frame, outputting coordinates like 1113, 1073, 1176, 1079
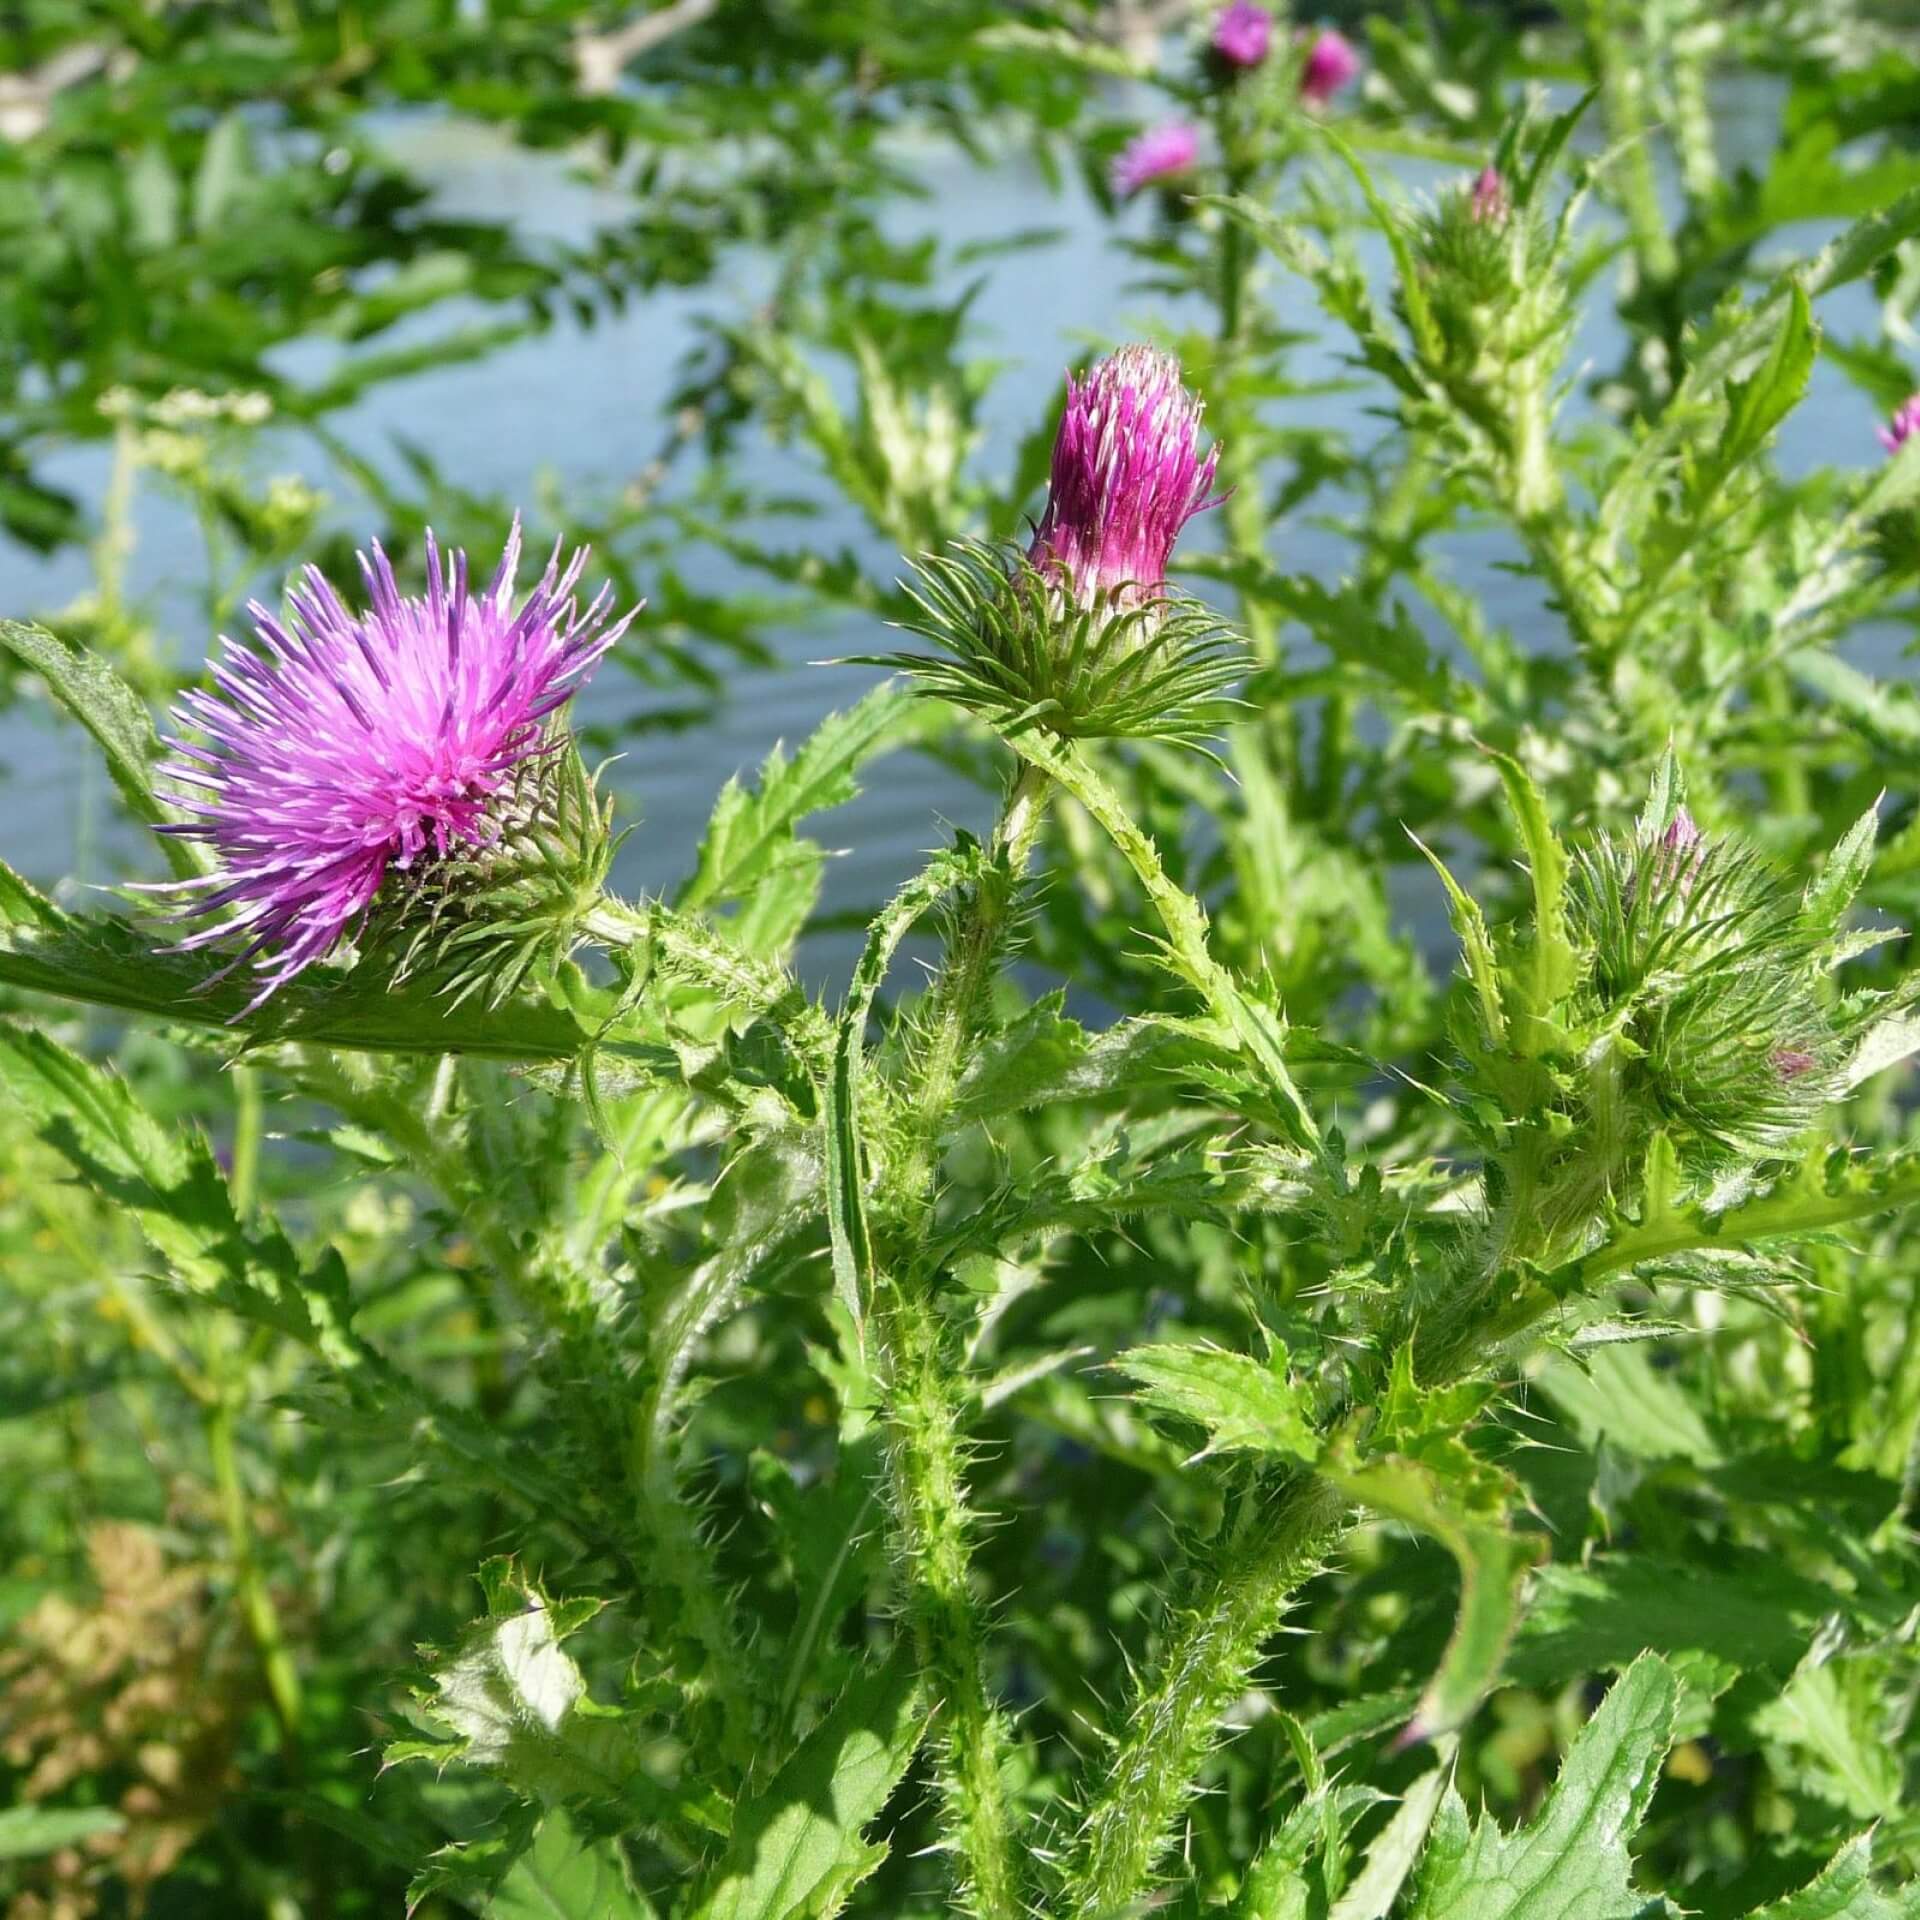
857, 351, 1243, 747
1470, 164, 1510, 225
1029, 345, 1223, 608
1112, 123, 1201, 198
1299, 27, 1360, 105
1878, 394, 1920, 455
1210, 1, 1274, 70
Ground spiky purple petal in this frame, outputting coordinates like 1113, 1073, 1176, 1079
1028, 345, 1222, 605
154, 518, 635, 1006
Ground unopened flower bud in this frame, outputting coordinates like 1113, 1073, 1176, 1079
1029, 345, 1223, 607
1210, 1, 1273, 70
1878, 394, 1920, 455
1470, 164, 1510, 225
1299, 27, 1360, 104
1112, 123, 1201, 198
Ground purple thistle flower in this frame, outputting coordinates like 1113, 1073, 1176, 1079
155, 518, 635, 1006
1878, 393, 1920, 454
1111, 122, 1201, 198
1211, 1, 1274, 68
1028, 345, 1223, 605
1299, 26, 1360, 104
1772, 1048, 1819, 1080
1471, 164, 1510, 224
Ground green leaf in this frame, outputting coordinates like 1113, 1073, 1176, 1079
0, 621, 198, 880
1117, 1342, 1319, 1462
192, 111, 252, 233
684, 1651, 924, 1920
1327, 1448, 1541, 1742
1751, 1651, 1904, 1823
0, 1019, 358, 1362
0, 1804, 126, 1861
1744, 1835, 1918, 1920
0, 874, 612, 1063
678, 685, 932, 955
400, 1573, 706, 1844
1485, 749, 1576, 1037
1532, 1343, 1723, 1466
1804, 802, 1881, 936
1508, 1553, 1839, 1693
1722, 284, 1817, 470
1408, 831, 1506, 1046
1326, 1755, 1453, 1920
1405, 1656, 1679, 1920
488, 1812, 657, 1920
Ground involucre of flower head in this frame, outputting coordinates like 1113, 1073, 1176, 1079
1567, 816, 1837, 1162
1028, 345, 1223, 607
1111, 122, 1201, 197
155, 519, 636, 1005
1210, 1, 1274, 69
1299, 27, 1360, 104
1877, 393, 1920, 454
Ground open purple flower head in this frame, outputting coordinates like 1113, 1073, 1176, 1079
1211, 2, 1274, 68
1112, 122, 1201, 198
1879, 394, 1920, 454
155, 519, 635, 1006
1299, 26, 1360, 103
1028, 345, 1223, 605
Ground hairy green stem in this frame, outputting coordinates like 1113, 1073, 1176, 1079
1055, 1476, 1346, 1919
838, 771, 1051, 1918
879, 1280, 1023, 1920
904, 760, 1051, 1210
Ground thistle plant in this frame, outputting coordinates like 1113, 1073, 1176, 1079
6, 11, 1920, 1920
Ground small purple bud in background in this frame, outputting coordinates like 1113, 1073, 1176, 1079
1772, 1049, 1819, 1079
1029, 345, 1223, 606
1211, 1, 1274, 69
1471, 164, 1510, 224
1661, 808, 1702, 854
153, 519, 635, 1005
1299, 27, 1360, 104
1878, 394, 1920, 454
1111, 122, 1202, 197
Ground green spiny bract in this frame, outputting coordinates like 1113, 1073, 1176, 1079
375, 735, 619, 1008
860, 538, 1247, 746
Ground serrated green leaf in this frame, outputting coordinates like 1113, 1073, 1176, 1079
1723, 284, 1817, 470
1405, 1656, 1679, 1920
1486, 749, 1575, 1036
1744, 1835, 1916, 1920
0, 621, 198, 880
1118, 1343, 1319, 1462
487, 1811, 657, 1920
685, 1651, 923, 1920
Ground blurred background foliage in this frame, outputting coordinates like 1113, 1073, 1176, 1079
4, 1, 1920, 1916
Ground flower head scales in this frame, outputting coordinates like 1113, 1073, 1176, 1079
156, 519, 635, 1004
